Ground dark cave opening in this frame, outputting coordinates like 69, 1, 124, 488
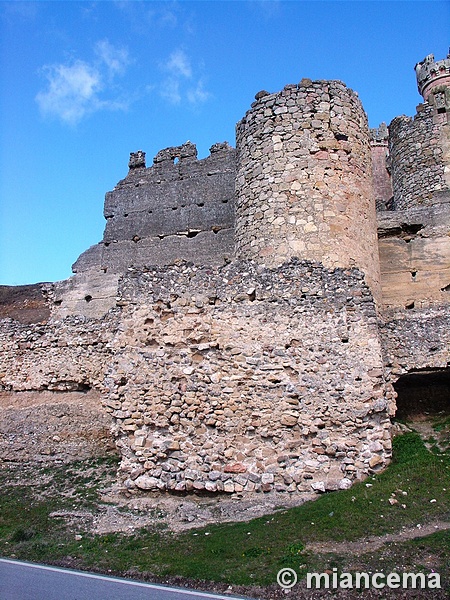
393, 369, 450, 420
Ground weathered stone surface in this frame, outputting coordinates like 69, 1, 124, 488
0, 55, 448, 502
0, 390, 116, 462
73, 142, 236, 276
235, 80, 381, 302
370, 123, 393, 209
99, 259, 392, 494
0, 284, 52, 324
378, 202, 450, 309
389, 105, 450, 210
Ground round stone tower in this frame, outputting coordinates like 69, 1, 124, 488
415, 52, 450, 101
235, 79, 381, 299
389, 53, 450, 210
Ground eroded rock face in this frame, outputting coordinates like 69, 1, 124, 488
378, 202, 450, 310
0, 390, 116, 462
0, 284, 52, 324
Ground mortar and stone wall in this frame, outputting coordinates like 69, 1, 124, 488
388, 104, 450, 210
235, 80, 381, 300
73, 142, 236, 275
0, 259, 394, 493
0, 312, 119, 462
380, 304, 450, 378
105, 259, 392, 495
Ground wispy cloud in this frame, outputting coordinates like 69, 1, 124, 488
159, 49, 210, 107
160, 78, 182, 105
2, 1, 38, 21
113, 1, 179, 33
249, 0, 281, 20
187, 80, 211, 105
95, 39, 130, 76
36, 40, 130, 125
165, 49, 192, 78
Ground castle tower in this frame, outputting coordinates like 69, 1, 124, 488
370, 123, 393, 211
235, 79, 381, 299
388, 53, 450, 210
415, 52, 450, 102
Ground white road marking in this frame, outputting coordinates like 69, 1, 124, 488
0, 558, 247, 600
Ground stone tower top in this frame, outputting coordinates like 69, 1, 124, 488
415, 51, 450, 100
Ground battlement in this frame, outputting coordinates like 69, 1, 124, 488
415, 52, 450, 100
73, 141, 236, 275
71, 54, 449, 312
370, 122, 389, 145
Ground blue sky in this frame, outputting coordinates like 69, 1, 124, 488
0, 1, 449, 285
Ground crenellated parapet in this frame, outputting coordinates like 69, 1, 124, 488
370, 122, 389, 145
153, 141, 197, 164
73, 141, 236, 275
415, 52, 450, 101
128, 150, 146, 169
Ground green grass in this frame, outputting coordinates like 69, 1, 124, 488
0, 433, 449, 587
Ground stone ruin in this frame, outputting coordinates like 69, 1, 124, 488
0, 54, 449, 498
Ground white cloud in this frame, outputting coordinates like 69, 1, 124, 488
159, 49, 210, 107
95, 39, 130, 75
160, 78, 182, 105
36, 40, 129, 125
36, 61, 101, 125
165, 49, 192, 78
187, 80, 210, 106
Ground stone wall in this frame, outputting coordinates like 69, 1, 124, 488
104, 259, 392, 495
380, 304, 450, 379
370, 123, 393, 210
0, 314, 119, 462
377, 201, 450, 309
234, 80, 381, 300
0, 390, 116, 463
388, 104, 450, 209
73, 142, 236, 275
0, 259, 394, 492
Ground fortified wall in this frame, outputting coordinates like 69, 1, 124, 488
73, 142, 236, 275
0, 54, 449, 499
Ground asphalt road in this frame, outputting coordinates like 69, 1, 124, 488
0, 558, 249, 600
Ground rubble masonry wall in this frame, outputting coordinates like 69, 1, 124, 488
234, 80, 381, 300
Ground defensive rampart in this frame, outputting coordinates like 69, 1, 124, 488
106, 259, 392, 494
73, 142, 236, 274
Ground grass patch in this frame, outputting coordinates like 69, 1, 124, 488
0, 433, 449, 587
